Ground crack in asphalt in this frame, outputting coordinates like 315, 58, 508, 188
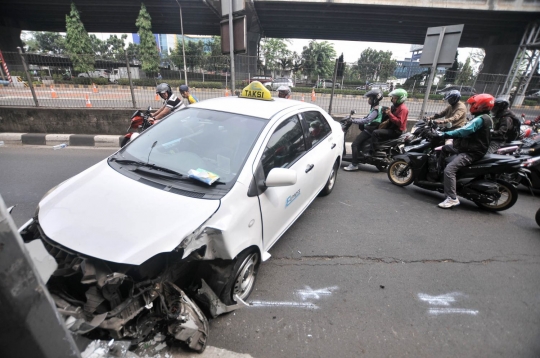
268, 255, 529, 265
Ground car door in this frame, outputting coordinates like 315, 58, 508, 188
253, 114, 320, 251
300, 111, 338, 193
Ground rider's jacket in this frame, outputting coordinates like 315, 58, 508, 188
166, 94, 185, 112
351, 106, 381, 126
386, 103, 408, 132
446, 112, 493, 160
431, 101, 467, 130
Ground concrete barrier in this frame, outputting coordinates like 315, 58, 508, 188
0, 107, 418, 140
0, 107, 132, 135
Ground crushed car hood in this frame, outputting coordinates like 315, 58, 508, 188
38, 160, 220, 265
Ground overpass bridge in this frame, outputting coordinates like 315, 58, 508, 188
1, 0, 539, 75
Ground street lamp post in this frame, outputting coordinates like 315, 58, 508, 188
175, 0, 188, 85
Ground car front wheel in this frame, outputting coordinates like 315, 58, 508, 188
220, 249, 260, 305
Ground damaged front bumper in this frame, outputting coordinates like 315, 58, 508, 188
19, 218, 250, 353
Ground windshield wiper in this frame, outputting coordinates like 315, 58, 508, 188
110, 158, 185, 178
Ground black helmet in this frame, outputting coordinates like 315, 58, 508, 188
156, 83, 172, 98
443, 90, 461, 105
364, 89, 383, 106
492, 97, 509, 115
179, 84, 189, 93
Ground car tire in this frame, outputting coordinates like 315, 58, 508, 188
319, 159, 339, 197
219, 248, 260, 305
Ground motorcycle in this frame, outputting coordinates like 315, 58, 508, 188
341, 109, 407, 172
121, 107, 153, 148
387, 119, 523, 211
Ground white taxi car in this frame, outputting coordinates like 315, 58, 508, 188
19, 82, 344, 352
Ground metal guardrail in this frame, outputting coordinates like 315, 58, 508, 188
1, 50, 539, 115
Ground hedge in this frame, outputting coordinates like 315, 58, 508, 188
117, 79, 222, 89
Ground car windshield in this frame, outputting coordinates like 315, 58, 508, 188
118, 108, 267, 185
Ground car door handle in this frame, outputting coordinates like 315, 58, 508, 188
331, 143, 336, 149
305, 164, 315, 173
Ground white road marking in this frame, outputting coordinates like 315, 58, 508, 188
418, 292, 464, 306
249, 301, 319, 309
296, 285, 339, 301
429, 308, 479, 315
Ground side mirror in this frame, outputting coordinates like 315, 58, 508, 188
265, 168, 297, 187
445, 122, 452, 129
147, 106, 152, 111
350, 110, 356, 115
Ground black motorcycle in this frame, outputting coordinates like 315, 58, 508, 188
387, 119, 523, 212
341, 110, 407, 172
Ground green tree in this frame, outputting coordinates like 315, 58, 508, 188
301, 40, 336, 80
135, 3, 160, 74
126, 42, 140, 63
204, 36, 228, 72
444, 51, 459, 84
65, 3, 94, 75
23, 32, 66, 54
260, 38, 291, 74
456, 56, 473, 85
290, 51, 303, 80
356, 48, 397, 82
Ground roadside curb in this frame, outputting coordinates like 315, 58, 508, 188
0, 133, 122, 147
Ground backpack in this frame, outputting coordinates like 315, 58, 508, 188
506, 112, 521, 141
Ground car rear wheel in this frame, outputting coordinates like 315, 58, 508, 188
220, 249, 260, 305
319, 159, 339, 196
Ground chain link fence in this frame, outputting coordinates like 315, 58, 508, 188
1, 51, 539, 118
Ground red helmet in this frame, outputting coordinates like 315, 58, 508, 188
466, 94, 495, 115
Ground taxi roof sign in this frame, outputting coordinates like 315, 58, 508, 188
239, 81, 273, 101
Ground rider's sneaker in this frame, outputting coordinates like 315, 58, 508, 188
343, 164, 359, 171
438, 197, 460, 209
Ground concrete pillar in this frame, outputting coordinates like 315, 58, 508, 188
0, 25, 23, 52
476, 33, 521, 95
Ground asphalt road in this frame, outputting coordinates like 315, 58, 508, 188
1, 87, 539, 119
1, 145, 539, 357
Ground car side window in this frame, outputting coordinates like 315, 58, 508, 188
261, 115, 306, 177
301, 111, 332, 147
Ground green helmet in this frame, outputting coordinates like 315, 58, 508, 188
389, 88, 407, 104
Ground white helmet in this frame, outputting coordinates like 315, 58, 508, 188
277, 85, 291, 98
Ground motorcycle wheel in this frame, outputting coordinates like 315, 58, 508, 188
474, 179, 518, 212
387, 160, 414, 186
535, 208, 540, 227
319, 159, 339, 197
219, 249, 260, 305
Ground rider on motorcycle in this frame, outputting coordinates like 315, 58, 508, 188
371, 88, 409, 153
488, 97, 518, 153
151, 83, 185, 123
426, 90, 466, 144
343, 89, 384, 171
277, 85, 292, 99
179, 84, 199, 104
434, 93, 494, 209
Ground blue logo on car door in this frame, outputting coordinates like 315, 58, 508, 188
285, 189, 301, 208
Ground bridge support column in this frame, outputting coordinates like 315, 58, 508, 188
476, 32, 521, 95
0, 25, 23, 52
